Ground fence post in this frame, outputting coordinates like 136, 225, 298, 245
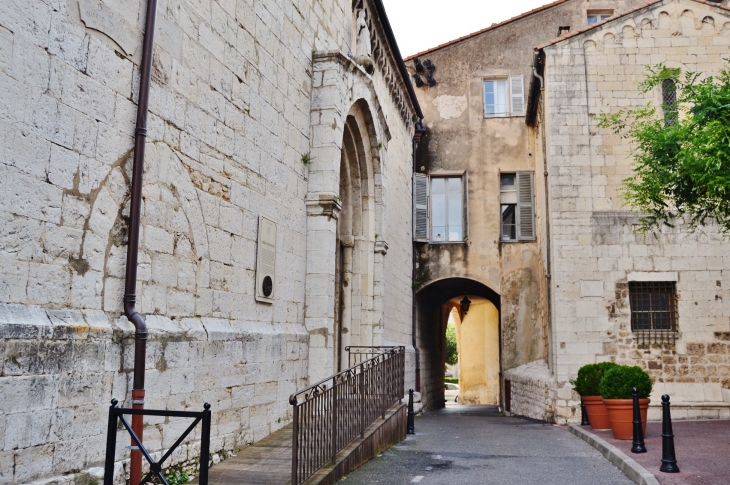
104, 399, 119, 485
359, 367, 366, 438
407, 389, 415, 435
332, 381, 338, 465
291, 401, 299, 485
199, 403, 211, 485
631, 388, 647, 454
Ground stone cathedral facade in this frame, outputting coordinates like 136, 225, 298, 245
0, 0, 420, 482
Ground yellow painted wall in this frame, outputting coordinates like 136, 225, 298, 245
453, 298, 500, 404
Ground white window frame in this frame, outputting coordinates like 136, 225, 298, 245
413, 171, 468, 244
484, 75, 525, 118
500, 171, 535, 242
587, 10, 613, 25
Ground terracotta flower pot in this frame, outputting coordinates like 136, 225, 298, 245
603, 398, 650, 440
582, 395, 611, 430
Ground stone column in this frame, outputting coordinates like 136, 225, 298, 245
340, 236, 354, 370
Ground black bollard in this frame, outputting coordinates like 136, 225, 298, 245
631, 387, 647, 453
659, 394, 680, 473
580, 398, 590, 426
407, 389, 416, 435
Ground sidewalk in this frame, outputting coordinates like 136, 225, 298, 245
575, 420, 730, 485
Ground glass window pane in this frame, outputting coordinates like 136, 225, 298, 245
587, 15, 597, 25
448, 190, 462, 229
431, 178, 445, 194
432, 192, 446, 227
432, 226, 446, 242
448, 226, 462, 242
500, 173, 515, 188
501, 204, 516, 240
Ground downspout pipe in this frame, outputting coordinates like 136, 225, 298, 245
411, 121, 426, 392
124, 0, 158, 483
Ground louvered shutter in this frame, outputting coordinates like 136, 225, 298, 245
413, 173, 429, 242
510, 75, 525, 116
516, 171, 535, 241
463, 172, 469, 241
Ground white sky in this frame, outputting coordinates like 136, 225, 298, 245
382, 0, 557, 57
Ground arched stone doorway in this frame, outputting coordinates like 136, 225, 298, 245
304, 96, 385, 382
416, 277, 501, 410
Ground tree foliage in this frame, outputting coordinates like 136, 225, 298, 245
445, 321, 458, 366
596, 63, 730, 234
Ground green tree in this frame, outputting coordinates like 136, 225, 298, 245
596, 63, 730, 234
445, 321, 458, 366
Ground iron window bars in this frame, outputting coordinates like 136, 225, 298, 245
629, 281, 678, 345
104, 399, 212, 485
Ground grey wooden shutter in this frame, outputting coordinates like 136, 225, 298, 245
516, 171, 535, 241
510, 75, 525, 116
413, 173, 429, 242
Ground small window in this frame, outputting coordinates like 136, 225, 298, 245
413, 173, 468, 243
500, 172, 534, 242
629, 281, 678, 345
484, 76, 524, 118
662, 79, 678, 126
587, 10, 613, 25
432, 177, 464, 242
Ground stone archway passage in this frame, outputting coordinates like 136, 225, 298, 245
416, 278, 501, 411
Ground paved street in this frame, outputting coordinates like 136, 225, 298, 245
340, 406, 633, 485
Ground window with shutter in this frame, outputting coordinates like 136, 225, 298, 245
413, 173, 429, 242
516, 171, 535, 241
510, 75, 524, 116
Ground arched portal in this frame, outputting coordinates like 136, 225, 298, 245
304, 97, 383, 383
416, 278, 501, 410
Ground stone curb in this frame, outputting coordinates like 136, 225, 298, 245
568, 425, 660, 485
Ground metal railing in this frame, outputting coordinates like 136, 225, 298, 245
289, 346, 405, 484
345, 345, 404, 367
103, 399, 212, 485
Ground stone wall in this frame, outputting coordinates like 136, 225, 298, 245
0, 0, 419, 482
503, 360, 556, 423
542, 0, 730, 423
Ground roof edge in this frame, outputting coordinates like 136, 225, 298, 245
403, 0, 571, 61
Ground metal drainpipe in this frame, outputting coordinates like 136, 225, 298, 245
411, 122, 426, 392
124, 0, 158, 483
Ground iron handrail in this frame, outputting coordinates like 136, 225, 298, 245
345, 346, 403, 367
289, 346, 405, 484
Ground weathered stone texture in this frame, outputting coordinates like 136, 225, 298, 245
503, 360, 557, 423
543, 0, 730, 423
0, 0, 418, 482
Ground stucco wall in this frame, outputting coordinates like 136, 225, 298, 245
0, 0, 418, 482
543, 0, 730, 423
409, 0, 648, 409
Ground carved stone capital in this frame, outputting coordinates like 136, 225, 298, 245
306, 192, 342, 219
374, 240, 389, 254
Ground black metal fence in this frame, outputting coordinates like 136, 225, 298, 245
103, 399, 212, 485
289, 346, 405, 485
345, 345, 404, 367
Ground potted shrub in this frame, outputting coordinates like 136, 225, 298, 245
572, 362, 617, 430
600, 365, 653, 440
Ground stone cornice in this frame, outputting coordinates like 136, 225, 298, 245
306, 192, 342, 219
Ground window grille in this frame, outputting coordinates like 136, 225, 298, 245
629, 281, 678, 345
662, 79, 678, 126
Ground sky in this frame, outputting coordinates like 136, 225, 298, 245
382, 0, 556, 57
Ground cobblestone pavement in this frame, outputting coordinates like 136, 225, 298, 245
340, 406, 633, 485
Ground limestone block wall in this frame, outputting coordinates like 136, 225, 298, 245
543, 0, 730, 423
503, 360, 556, 423
0, 0, 418, 483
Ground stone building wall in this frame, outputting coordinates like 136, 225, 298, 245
408, 0, 647, 410
0, 0, 419, 482
503, 360, 556, 422
541, 0, 730, 423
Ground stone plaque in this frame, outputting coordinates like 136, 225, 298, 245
79, 0, 138, 56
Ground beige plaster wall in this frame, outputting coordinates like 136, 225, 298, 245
453, 299, 500, 405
